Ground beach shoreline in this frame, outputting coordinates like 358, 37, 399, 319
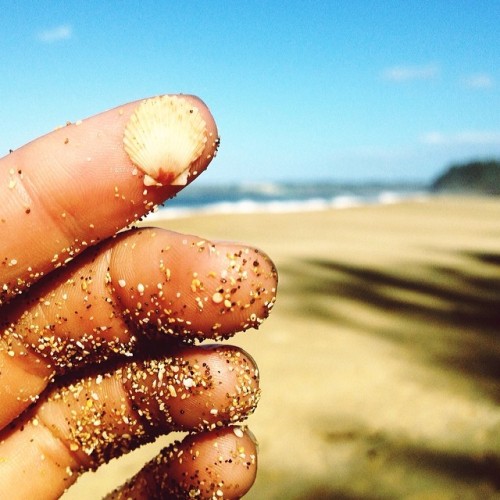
64, 197, 500, 499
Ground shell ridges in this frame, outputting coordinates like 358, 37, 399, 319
123, 95, 208, 186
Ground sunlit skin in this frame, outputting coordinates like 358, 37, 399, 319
0, 95, 277, 499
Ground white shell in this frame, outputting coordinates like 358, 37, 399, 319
123, 95, 207, 186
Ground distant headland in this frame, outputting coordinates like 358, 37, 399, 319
431, 159, 500, 195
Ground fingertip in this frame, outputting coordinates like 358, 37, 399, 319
106, 426, 258, 499
0, 94, 219, 302
108, 229, 278, 341
121, 344, 261, 432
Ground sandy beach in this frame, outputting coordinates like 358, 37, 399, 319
64, 196, 500, 499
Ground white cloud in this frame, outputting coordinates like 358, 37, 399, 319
462, 73, 495, 89
382, 64, 439, 82
37, 24, 72, 43
421, 131, 500, 146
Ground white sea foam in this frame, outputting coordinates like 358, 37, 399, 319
145, 189, 428, 221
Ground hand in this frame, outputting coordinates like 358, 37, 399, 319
0, 95, 277, 499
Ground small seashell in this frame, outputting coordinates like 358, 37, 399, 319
123, 95, 208, 187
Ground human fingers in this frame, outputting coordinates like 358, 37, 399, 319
106, 427, 258, 500
0, 228, 277, 428
0, 345, 259, 499
0, 94, 218, 305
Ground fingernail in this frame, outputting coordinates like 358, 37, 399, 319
244, 426, 260, 450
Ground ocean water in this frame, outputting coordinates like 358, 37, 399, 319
146, 181, 428, 220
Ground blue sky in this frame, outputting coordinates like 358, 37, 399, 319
0, 1, 498, 184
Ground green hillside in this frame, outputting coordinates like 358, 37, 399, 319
431, 159, 500, 195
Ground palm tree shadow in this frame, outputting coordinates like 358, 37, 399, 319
281, 251, 500, 401
255, 427, 500, 498
266, 250, 500, 498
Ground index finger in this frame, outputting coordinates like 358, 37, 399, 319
0, 95, 219, 305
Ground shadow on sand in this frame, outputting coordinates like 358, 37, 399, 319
282, 251, 500, 400
258, 428, 500, 499
273, 251, 500, 498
